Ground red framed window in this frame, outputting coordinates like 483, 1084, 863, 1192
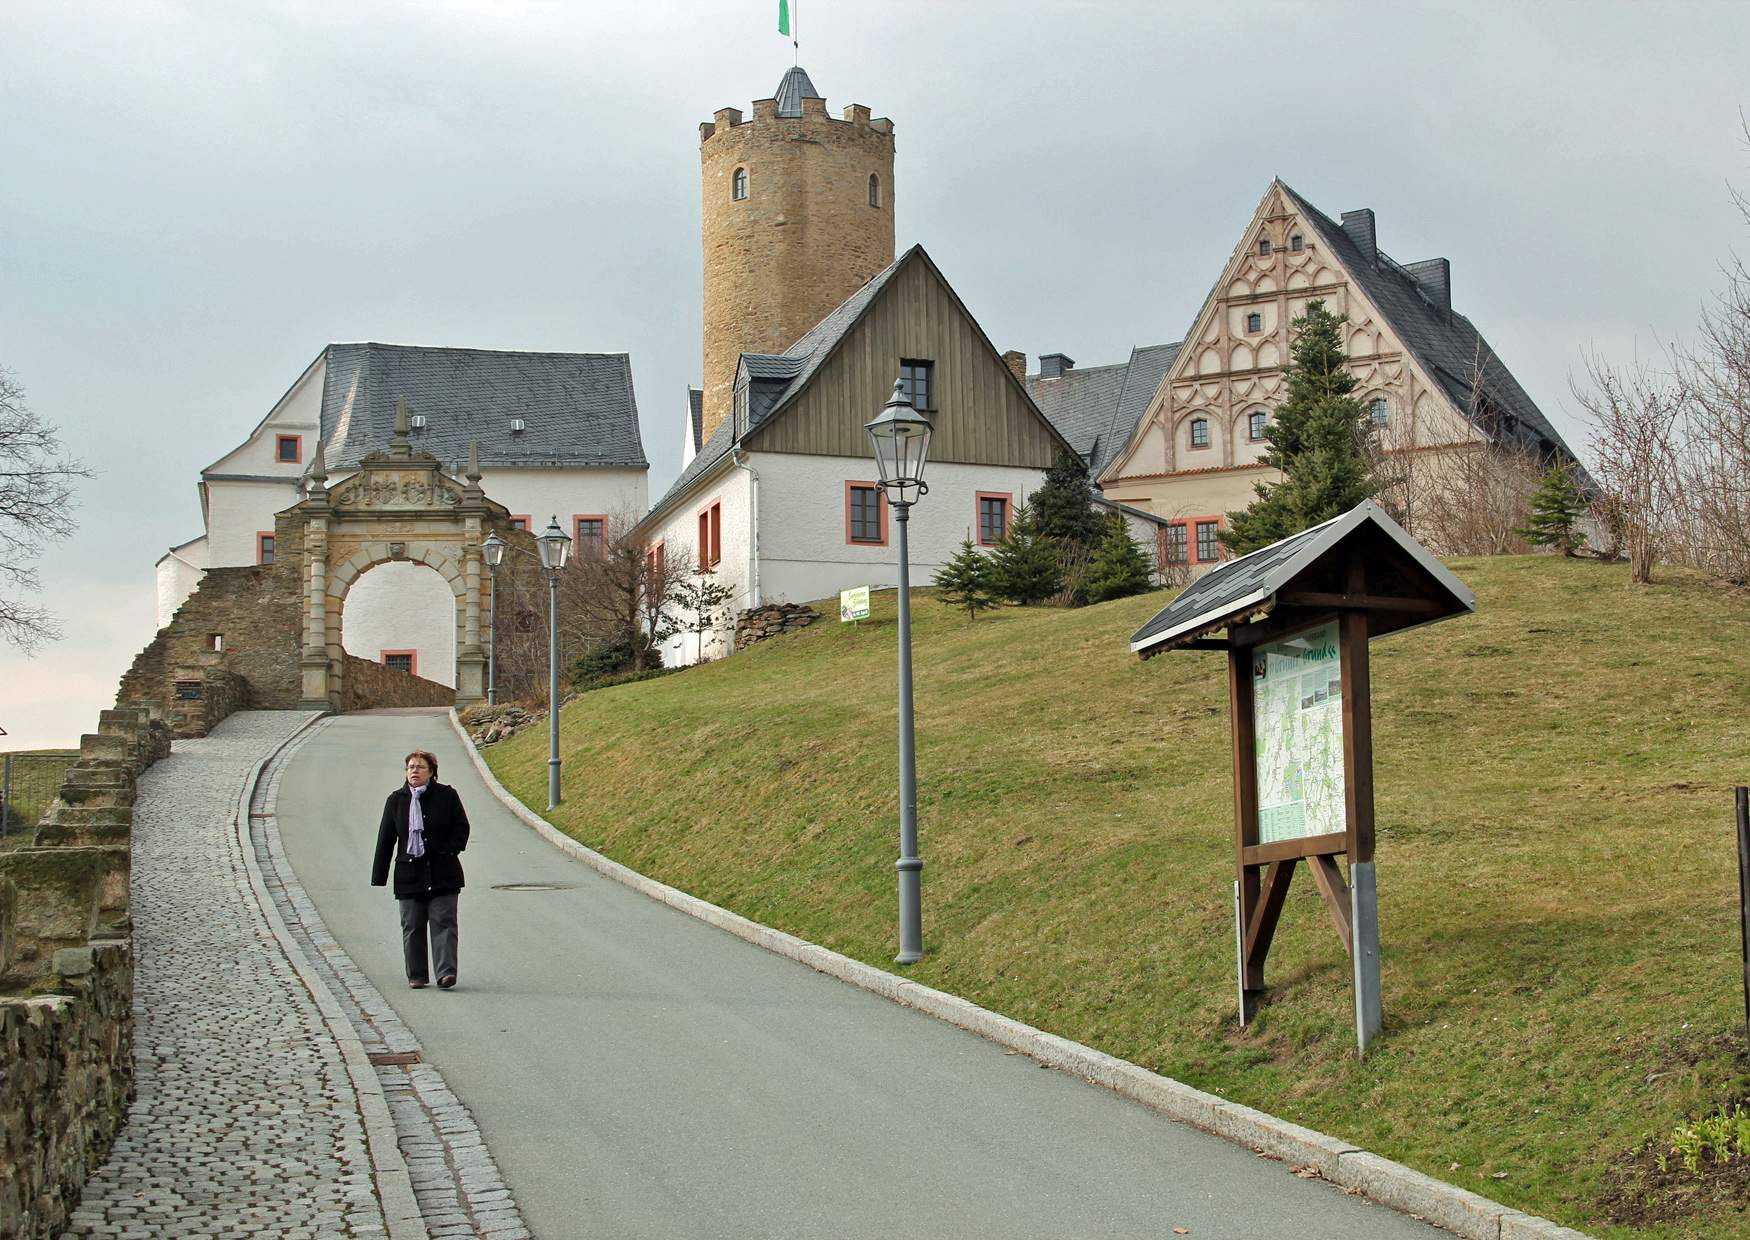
1195, 520, 1222, 563
1160, 524, 1188, 566
976, 492, 1012, 546
381, 650, 417, 675
845, 482, 887, 546
574, 515, 607, 560
697, 501, 722, 570
647, 540, 665, 581
507, 515, 530, 532
256, 532, 276, 565
275, 434, 302, 464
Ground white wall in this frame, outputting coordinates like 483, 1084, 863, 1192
341, 561, 459, 686
204, 478, 301, 566
644, 463, 752, 667
477, 467, 647, 534
154, 537, 209, 628
753, 452, 1048, 605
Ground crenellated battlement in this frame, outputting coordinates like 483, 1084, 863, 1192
700, 97, 895, 146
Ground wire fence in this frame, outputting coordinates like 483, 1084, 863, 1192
0, 751, 77, 837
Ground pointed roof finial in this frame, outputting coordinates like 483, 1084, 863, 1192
391, 398, 411, 456
465, 440, 482, 484
308, 441, 327, 486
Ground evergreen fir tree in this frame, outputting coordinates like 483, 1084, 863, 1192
1223, 299, 1376, 555
1084, 512, 1154, 604
932, 539, 999, 618
989, 500, 1061, 605
1518, 461, 1588, 555
1031, 449, 1107, 552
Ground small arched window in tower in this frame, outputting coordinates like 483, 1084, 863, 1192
868, 174, 880, 208
732, 167, 748, 201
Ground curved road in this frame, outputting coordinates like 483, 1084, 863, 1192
276, 711, 1436, 1240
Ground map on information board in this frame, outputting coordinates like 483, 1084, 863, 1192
1253, 620, 1346, 845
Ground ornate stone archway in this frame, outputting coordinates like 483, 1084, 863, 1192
292, 409, 511, 711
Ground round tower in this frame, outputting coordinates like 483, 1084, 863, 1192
699, 66, 896, 442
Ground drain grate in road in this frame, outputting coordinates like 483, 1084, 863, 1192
491, 881, 575, 892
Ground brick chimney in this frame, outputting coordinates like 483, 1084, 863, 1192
1002, 350, 1027, 383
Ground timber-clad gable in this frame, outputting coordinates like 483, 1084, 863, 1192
745, 247, 1071, 468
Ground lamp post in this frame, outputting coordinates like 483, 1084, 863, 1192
866, 378, 933, 965
482, 532, 506, 707
536, 516, 572, 810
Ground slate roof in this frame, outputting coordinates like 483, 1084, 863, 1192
773, 66, 823, 117
686, 387, 703, 455
1027, 343, 1181, 478
305, 343, 647, 473
1128, 500, 1475, 657
1276, 182, 1569, 458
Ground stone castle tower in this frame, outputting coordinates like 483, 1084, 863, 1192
699, 66, 896, 441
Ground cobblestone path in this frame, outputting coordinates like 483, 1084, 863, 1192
64, 711, 387, 1240
253, 718, 528, 1240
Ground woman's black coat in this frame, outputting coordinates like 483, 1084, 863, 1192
371, 781, 471, 899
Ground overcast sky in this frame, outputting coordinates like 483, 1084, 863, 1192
2, 0, 1745, 748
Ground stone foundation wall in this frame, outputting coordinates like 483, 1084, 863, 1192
733, 602, 820, 651
0, 704, 170, 1238
341, 653, 457, 711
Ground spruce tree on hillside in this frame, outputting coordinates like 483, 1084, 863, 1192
1084, 512, 1154, 604
1031, 449, 1107, 552
989, 500, 1061, 604
933, 539, 1000, 618
1223, 300, 1376, 555
1518, 461, 1588, 556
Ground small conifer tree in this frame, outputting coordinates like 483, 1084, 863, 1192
1223, 299, 1376, 554
1518, 461, 1588, 556
1031, 449, 1107, 552
989, 500, 1061, 605
933, 539, 999, 618
1084, 512, 1154, 604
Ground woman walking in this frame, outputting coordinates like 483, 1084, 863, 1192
371, 749, 472, 990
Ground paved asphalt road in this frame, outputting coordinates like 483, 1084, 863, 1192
277, 711, 1438, 1240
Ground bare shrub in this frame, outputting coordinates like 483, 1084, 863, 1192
1574, 353, 1684, 584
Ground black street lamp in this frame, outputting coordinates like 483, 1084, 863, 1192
537, 516, 572, 810
482, 532, 506, 707
866, 378, 933, 964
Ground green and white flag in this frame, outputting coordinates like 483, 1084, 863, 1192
778, 0, 790, 37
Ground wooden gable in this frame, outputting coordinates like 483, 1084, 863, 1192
747, 251, 1071, 468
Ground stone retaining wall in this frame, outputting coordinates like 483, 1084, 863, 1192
341, 653, 457, 711
0, 703, 169, 1238
734, 602, 820, 651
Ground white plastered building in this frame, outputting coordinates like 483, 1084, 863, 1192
156, 342, 648, 685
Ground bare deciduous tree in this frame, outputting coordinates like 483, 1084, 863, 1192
0, 369, 91, 653
1415, 344, 1545, 556
1574, 352, 1685, 584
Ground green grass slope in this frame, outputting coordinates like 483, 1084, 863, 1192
487, 557, 1750, 1238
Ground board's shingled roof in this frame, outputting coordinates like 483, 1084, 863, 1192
1128, 500, 1475, 655
313, 343, 647, 472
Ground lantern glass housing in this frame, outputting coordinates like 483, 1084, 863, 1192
864, 380, 933, 505
537, 515, 571, 571
481, 532, 507, 568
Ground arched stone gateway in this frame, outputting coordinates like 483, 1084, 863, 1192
294, 405, 512, 711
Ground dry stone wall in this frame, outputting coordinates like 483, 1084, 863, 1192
0, 704, 169, 1238
341, 652, 457, 711
734, 602, 820, 651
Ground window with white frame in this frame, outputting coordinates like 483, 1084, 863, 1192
732, 167, 748, 201
1189, 417, 1210, 449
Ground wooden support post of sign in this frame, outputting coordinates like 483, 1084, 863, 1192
1736, 785, 1750, 1050
1341, 560, 1382, 1055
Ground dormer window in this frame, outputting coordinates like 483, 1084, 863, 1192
1189, 417, 1210, 449
409, 414, 427, 431
510, 418, 526, 434
1290, 234, 1304, 252
733, 384, 749, 437
1246, 312, 1262, 334
275, 434, 301, 463
868, 174, 880, 207
1258, 239, 1272, 256
732, 167, 748, 201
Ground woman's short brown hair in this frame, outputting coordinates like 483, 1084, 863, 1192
403, 750, 439, 778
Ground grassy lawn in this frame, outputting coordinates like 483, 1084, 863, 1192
487, 556, 1750, 1238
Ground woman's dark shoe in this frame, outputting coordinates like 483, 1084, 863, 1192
437, 975, 457, 990
409, 979, 428, 989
